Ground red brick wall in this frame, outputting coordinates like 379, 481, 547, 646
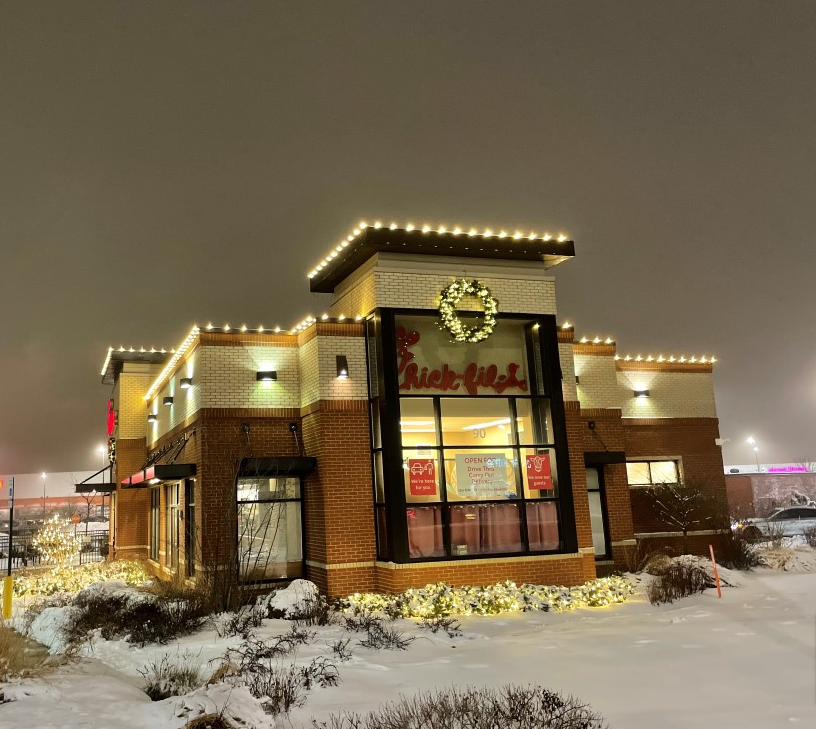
725, 475, 756, 519
111, 437, 148, 560
301, 404, 376, 591
577, 407, 636, 569
624, 418, 729, 555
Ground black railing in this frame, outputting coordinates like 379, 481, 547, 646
0, 530, 109, 570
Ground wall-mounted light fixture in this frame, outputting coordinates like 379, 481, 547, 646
256, 370, 278, 382
575, 375, 580, 385
633, 389, 650, 398
336, 355, 349, 379
147, 413, 158, 423
163, 396, 174, 406
180, 377, 193, 389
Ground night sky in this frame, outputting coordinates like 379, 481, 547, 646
2, 2, 815, 475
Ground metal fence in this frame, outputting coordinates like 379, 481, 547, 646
0, 530, 109, 570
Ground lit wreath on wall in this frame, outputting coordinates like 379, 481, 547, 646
438, 279, 499, 343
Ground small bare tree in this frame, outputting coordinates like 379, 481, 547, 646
645, 478, 724, 554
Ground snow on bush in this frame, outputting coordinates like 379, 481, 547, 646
339, 576, 636, 618
256, 579, 320, 617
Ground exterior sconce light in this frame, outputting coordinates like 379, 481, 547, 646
163, 396, 174, 406
180, 377, 193, 389
633, 389, 650, 398
575, 375, 580, 385
336, 355, 349, 379
147, 413, 158, 423
256, 370, 278, 382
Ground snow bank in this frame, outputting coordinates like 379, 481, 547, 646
27, 604, 78, 654
256, 579, 319, 617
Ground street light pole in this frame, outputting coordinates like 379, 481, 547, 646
41, 472, 47, 520
746, 437, 761, 473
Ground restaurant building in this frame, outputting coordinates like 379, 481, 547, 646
96, 222, 728, 596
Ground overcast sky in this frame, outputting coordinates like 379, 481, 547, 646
1, 1, 815, 475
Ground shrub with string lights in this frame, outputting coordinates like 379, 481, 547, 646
340, 576, 636, 619
438, 279, 498, 343
10, 560, 150, 598
32, 515, 82, 567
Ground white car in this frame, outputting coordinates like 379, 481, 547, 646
741, 506, 816, 540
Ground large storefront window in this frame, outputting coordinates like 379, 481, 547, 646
368, 310, 574, 562
236, 477, 303, 581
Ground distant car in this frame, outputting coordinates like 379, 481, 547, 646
740, 506, 816, 540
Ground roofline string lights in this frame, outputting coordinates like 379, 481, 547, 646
615, 354, 717, 364
144, 326, 201, 402
99, 345, 172, 376
307, 220, 571, 279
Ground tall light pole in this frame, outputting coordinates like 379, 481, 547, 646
747, 437, 761, 472
41, 472, 47, 520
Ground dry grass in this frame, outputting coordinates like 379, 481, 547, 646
0, 623, 52, 680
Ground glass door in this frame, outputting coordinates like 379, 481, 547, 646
585, 467, 610, 559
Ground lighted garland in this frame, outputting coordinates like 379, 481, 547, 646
438, 279, 498, 343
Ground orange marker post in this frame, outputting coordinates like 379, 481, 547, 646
709, 544, 723, 599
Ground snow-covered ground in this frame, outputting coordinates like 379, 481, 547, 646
2, 567, 815, 729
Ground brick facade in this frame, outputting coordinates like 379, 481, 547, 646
99, 223, 728, 599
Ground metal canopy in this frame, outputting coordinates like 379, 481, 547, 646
121, 463, 197, 488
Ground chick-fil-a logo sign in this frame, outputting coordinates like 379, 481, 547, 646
397, 326, 528, 396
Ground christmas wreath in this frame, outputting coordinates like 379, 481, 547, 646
438, 279, 498, 343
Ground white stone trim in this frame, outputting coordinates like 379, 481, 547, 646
635, 530, 728, 538
305, 560, 376, 571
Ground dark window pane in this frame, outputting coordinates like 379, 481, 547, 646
407, 506, 445, 558
515, 399, 553, 445
376, 506, 391, 560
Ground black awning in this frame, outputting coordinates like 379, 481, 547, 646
76, 482, 116, 494
122, 463, 197, 488
584, 451, 627, 466
75, 465, 117, 493
240, 457, 317, 478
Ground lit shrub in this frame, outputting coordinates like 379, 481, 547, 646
32, 516, 82, 567
338, 576, 636, 619
11, 560, 150, 599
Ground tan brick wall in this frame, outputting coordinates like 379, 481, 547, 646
329, 255, 558, 317
118, 365, 158, 439
575, 353, 622, 410
618, 370, 717, 418
111, 436, 149, 560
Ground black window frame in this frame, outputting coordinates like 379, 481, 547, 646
367, 308, 575, 563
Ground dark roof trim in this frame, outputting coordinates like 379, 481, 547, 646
121, 463, 197, 488
584, 451, 627, 466
309, 227, 575, 293
240, 457, 317, 478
